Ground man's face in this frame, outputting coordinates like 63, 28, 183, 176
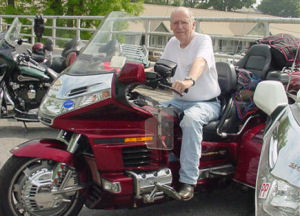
170, 10, 195, 45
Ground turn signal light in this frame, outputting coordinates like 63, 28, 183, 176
124, 136, 153, 143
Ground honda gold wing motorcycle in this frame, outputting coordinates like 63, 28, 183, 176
0, 18, 58, 122
254, 80, 300, 216
0, 11, 297, 216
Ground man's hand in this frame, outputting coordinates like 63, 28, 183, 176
172, 79, 193, 94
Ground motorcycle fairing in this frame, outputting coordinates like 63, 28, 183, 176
11, 138, 76, 166
270, 104, 300, 188
233, 123, 265, 187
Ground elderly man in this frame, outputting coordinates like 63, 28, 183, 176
160, 7, 221, 201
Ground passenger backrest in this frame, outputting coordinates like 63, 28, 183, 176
235, 44, 272, 79
203, 62, 239, 141
216, 61, 237, 96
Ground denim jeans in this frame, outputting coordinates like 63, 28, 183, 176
161, 98, 221, 185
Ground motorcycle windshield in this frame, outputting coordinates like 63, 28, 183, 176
270, 104, 300, 188
0, 17, 21, 48
65, 11, 149, 76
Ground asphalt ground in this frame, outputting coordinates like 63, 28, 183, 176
0, 119, 255, 216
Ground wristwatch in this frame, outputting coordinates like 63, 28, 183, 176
184, 76, 195, 86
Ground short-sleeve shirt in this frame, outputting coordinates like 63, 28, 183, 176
161, 33, 220, 101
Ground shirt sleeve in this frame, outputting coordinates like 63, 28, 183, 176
194, 35, 214, 68
161, 37, 176, 60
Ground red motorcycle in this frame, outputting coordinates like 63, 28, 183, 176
0, 11, 299, 216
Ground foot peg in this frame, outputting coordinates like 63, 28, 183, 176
155, 183, 182, 200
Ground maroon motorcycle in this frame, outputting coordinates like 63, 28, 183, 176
0, 11, 299, 216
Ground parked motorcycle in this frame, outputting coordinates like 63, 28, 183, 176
31, 37, 85, 73
254, 81, 300, 216
0, 11, 298, 216
0, 17, 58, 122
31, 15, 84, 73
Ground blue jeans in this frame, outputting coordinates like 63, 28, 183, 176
161, 98, 221, 185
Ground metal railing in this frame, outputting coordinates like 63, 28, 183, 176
0, 14, 300, 61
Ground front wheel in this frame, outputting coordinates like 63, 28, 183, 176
0, 156, 84, 216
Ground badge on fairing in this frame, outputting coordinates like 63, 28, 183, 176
63, 100, 74, 108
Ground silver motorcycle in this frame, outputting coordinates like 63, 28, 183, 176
254, 80, 300, 216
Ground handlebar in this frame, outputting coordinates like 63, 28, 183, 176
145, 71, 188, 97
158, 83, 188, 97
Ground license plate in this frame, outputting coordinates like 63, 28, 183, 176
258, 183, 271, 199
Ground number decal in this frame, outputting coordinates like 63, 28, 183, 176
259, 183, 270, 199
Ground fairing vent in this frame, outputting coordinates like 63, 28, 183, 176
68, 86, 88, 97
122, 146, 152, 167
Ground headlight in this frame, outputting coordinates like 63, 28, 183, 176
256, 118, 300, 216
257, 175, 300, 216
39, 89, 111, 117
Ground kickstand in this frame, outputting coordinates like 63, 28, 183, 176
22, 121, 28, 133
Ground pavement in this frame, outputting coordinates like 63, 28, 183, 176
0, 118, 255, 216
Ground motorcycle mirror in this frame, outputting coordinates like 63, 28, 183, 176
145, 71, 158, 80
254, 80, 288, 116
154, 59, 177, 78
118, 62, 145, 84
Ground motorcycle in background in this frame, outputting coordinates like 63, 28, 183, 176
0, 17, 58, 122
31, 37, 85, 73
254, 81, 300, 216
31, 15, 85, 73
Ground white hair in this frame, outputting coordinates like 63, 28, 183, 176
170, 7, 195, 22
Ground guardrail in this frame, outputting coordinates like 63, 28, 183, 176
1, 14, 300, 62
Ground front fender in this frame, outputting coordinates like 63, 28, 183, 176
11, 139, 75, 165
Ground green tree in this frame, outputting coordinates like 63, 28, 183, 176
205, 0, 255, 11
258, 0, 300, 18
0, 0, 144, 44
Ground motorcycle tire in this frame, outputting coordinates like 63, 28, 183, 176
0, 156, 84, 216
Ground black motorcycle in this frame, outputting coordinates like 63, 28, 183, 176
0, 18, 57, 123
31, 36, 85, 73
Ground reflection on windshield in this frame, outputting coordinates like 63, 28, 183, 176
4, 18, 21, 47
66, 11, 149, 76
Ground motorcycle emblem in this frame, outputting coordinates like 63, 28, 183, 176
63, 99, 74, 108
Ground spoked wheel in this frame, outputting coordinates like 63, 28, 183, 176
0, 156, 84, 216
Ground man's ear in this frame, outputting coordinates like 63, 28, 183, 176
192, 20, 196, 30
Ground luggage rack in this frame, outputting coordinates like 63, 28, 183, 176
120, 44, 150, 67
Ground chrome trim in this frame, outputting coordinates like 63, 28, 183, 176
126, 168, 172, 201
217, 115, 256, 138
17, 75, 40, 82
46, 67, 58, 80
67, 133, 81, 153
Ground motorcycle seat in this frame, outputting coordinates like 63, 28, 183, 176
203, 62, 240, 141
235, 44, 272, 79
